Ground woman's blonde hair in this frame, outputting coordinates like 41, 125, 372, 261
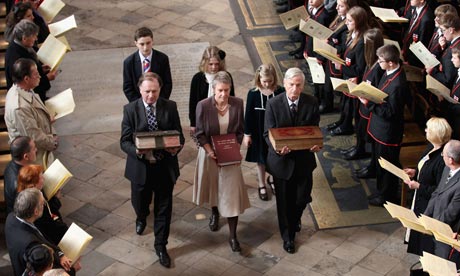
254, 63, 278, 90
426, 117, 452, 145
199, 46, 226, 73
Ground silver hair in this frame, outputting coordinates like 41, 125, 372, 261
211, 71, 232, 89
13, 19, 39, 42
446, 140, 460, 163
284, 67, 305, 82
14, 188, 42, 219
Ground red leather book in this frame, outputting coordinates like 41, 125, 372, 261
269, 126, 323, 151
211, 133, 242, 166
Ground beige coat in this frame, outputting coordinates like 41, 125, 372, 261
5, 84, 56, 168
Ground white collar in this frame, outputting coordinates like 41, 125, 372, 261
386, 65, 400, 76
138, 50, 152, 62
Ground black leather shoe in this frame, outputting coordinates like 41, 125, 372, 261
229, 238, 241, 252
368, 196, 385, 207
330, 126, 353, 136
340, 146, 356, 155
289, 32, 303, 42
325, 121, 341, 131
136, 220, 146, 235
156, 248, 171, 268
289, 48, 302, 56
354, 166, 369, 174
283, 240, 295, 254
343, 149, 370, 160
267, 176, 275, 195
295, 220, 301, 232
209, 212, 219, 232
258, 187, 269, 201
356, 168, 376, 179
292, 52, 304, 59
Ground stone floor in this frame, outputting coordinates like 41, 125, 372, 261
0, 0, 419, 275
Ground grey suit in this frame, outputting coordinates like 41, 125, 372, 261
120, 97, 184, 250
425, 166, 460, 260
264, 92, 320, 242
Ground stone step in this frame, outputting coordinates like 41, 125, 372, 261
0, 34, 8, 51
0, 2, 6, 18
0, 132, 9, 152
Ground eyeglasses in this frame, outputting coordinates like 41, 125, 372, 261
377, 59, 387, 64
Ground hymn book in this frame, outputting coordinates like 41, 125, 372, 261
37, 35, 67, 72
58, 223, 93, 262
313, 38, 345, 65
299, 18, 333, 40
306, 57, 325, 84
420, 251, 458, 276
45, 88, 75, 120
378, 157, 410, 182
49, 15, 77, 37
426, 75, 459, 104
279, 6, 309, 30
383, 202, 432, 235
349, 82, 388, 103
135, 130, 181, 150
330, 77, 357, 94
43, 159, 73, 199
269, 126, 323, 151
419, 215, 460, 250
38, 0, 66, 23
370, 6, 409, 23
410, 42, 441, 68
211, 133, 242, 166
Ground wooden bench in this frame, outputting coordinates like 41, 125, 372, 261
0, 71, 6, 89
0, 52, 4, 70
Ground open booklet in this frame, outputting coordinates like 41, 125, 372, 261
58, 223, 93, 262
348, 82, 388, 103
330, 77, 357, 94
37, 34, 68, 72
49, 15, 77, 37
410, 41, 441, 68
426, 75, 459, 104
383, 201, 432, 235
279, 6, 309, 30
306, 57, 325, 84
370, 6, 409, 23
42, 159, 73, 199
378, 157, 410, 182
37, 0, 66, 23
45, 88, 75, 120
420, 251, 458, 276
299, 18, 333, 40
313, 38, 345, 65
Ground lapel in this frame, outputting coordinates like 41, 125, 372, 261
135, 99, 149, 131
134, 53, 142, 80
438, 167, 460, 194
18, 88, 50, 117
280, 94, 296, 125
227, 97, 235, 133
155, 98, 164, 128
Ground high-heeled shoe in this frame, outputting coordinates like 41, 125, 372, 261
229, 238, 241, 252
209, 211, 219, 232
267, 176, 275, 195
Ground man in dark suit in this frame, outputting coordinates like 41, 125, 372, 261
120, 72, 184, 268
123, 27, 173, 102
4, 136, 37, 214
359, 44, 408, 206
424, 139, 460, 263
5, 188, 75, 276
264, 67, 321, 254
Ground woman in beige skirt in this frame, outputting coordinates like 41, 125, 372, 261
193, 71, 250, 252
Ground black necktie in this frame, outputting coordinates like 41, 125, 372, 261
290, 103, 297, 121
146, 105, 158, 132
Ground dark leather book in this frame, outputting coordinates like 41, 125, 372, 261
135, 130, 180, 149
211, 133, 242, 166
269, 126, 323, 151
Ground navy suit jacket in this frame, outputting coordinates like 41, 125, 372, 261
122, 49, 172, 101
264, 92, 320, 180
120, 98, 184, 185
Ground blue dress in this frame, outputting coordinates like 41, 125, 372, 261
244, 86, 284, 164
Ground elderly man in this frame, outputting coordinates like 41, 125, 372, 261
4, 136, 37, 214
424, 139, 460, 263
5, 58, 58, 168
264, 67, 321, 254
120, 72, 184, 268
5, 19, 56, 101
5, 188, 75, 276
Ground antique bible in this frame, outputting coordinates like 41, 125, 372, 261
269, 126, 323, 151
37, 34, 67, 72
58, 223, 93, 262
135, 130, 181, 150
45, 88, 75, 120
279, 6, 309, 30
37, 0, 66, 23
211, 133, 242, 166
43, 159, 73, 199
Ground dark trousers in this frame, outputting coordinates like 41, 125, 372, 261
273, 160, 313, 242
131, 163, 174, 250
337, 96, 354, 130
374, 142, 401, 203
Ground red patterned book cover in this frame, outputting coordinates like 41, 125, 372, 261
269, 126, 323, 151
211, 133, 242, 166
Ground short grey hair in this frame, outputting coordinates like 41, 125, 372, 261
284, 67, 305, 82
14, 188, 42, 219
446, 140, 460, 163
13, 19, 39, 42
211, 71, 232, 89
